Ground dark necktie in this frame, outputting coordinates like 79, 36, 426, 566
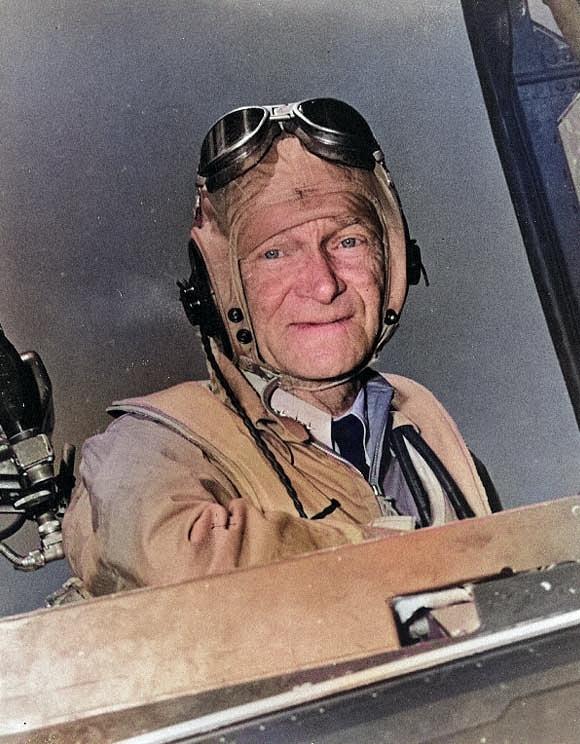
331, 414, 369, 480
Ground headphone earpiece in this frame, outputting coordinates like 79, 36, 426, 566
178, 239, 233, 358
406, 237, 428, 286
399, 201, 428, 287
381, 166, 427, 289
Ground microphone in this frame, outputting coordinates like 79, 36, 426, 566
0, 325, 44, 442
0, 324, 74, 570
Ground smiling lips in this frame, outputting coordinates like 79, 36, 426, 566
290, 315, 353, 330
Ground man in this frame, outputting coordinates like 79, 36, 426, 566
63, 99, 499, 596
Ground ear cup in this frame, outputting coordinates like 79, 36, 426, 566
399, 203, 426, 287
406, 237, 425, 286
178, 239, 233, 358
381, 168, 426, 289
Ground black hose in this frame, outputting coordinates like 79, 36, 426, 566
396, 425, 475, 521
389, 427, 432, 528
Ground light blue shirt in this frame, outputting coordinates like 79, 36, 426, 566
333, 371, 421, 521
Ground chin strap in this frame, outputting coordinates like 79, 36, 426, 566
237, 349, 382, 396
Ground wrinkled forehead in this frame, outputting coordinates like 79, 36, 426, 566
237, 191, 382, 259
207, 136, 386, 258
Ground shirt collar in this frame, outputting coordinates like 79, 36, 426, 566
251, 369, 394, 451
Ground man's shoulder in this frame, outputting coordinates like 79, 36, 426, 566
108, 380, 214, 416
375, 370, 457, 429
375, 371, 441, 405
105, 380, 248, 449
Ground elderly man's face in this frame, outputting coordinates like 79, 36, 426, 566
239, 212, 385, 382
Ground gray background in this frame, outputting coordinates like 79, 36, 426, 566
1, 0, 579, 616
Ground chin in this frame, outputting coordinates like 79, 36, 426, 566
264, 337, 375, 383
280, 355, 366, 383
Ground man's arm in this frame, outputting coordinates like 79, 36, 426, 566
62, 414, 377, 595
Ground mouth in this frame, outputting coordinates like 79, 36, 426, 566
290, 315, 353, 331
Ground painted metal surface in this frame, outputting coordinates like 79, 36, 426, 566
462, 0, 580, 424
2, 496, 580, 742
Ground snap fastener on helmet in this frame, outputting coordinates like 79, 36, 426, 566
236, 329, 253, 344
228, 307, 244, 323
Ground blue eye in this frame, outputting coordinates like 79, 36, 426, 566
340, 237, 358, 248
264, 248, 281, 259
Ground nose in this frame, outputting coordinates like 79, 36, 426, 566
295, 247, 345, 303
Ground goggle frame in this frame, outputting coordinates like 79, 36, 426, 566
197, 98, 385, 192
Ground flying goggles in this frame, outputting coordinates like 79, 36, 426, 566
197, 98, 385, 192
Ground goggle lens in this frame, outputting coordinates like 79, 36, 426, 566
297, 99, 374, 142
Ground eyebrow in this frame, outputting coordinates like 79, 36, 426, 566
331, 215, 383, 240
334, 216, 366, 228
334, 212, 382, 228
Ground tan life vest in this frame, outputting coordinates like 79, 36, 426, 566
108, 372, 491, 529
